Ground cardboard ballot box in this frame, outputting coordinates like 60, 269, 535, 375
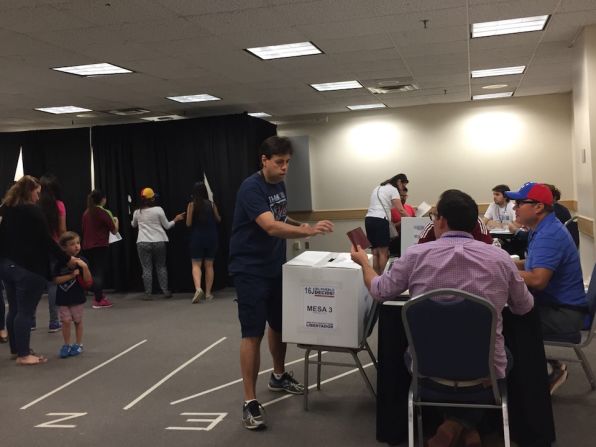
282, 251, 373, 349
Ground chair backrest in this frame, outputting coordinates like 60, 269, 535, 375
402, 289, 498, 384
564, 215, 579, 227
583, 263, 596, 333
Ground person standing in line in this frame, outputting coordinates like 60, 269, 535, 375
0, 176, 75, 365
54, 231, 92, 358
131, 187, 185, 299
365, 173, 409, 274
229, 136, 334, 430
38, 174, 67, 333
186, 182, 221, 303
82, 189, 118, 309
0, 281, 7, 343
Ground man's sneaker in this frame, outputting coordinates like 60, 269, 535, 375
48, 321, 62, 333
69, 344, 83, 357
242, 400, 266, 430
59, 344, 71, 358
93, 298, 113, 309
268, 371, 305, 394
192, 288, 205, 304
549, 367, 568, 395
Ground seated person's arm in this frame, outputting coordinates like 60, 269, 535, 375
519, 267, 553, 290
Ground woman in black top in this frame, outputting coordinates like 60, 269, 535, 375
0, 176, 74, 365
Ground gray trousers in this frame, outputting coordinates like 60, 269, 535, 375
538, 304, 585, 336
136, 242, 169, 294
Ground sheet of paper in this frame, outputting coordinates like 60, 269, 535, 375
109, 232, 122, 244
415, 201, 431, 217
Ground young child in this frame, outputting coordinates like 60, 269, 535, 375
54, 231, 93, 358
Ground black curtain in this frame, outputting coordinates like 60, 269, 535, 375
91, 114, 276, 293
21, 128, 91, 235
197, 115, 277, 288
0, 133, 22, 197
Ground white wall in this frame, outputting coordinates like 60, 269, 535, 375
279, 93, 574, 210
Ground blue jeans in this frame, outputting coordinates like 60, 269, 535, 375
0, 259, 46, 357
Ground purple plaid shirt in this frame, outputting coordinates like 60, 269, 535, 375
370, 231, 534, 378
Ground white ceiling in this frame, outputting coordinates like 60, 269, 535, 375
0, 0, 595, 132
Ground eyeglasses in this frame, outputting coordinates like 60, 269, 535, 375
429, 212, 439, 222
514, 200, 539, 207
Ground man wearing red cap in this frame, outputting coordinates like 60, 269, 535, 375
506, 182, 587, 393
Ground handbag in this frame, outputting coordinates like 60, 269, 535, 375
377, 186, 398, 239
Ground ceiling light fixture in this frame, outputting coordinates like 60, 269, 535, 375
471, 66, 525, 78
166, 94, 221, 103
35, 106, 92, 114
310, 80, 363, 91
472, 92, 514, 100
141, 115, 185, 122
246, 41, 322, 60
472, 15, 550, 38
52, 62, 132, 76
248, 112, 272, 118
482, 84, 509, 90
347, 103, 386, 111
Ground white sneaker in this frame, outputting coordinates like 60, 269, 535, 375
192, 288, 205, 304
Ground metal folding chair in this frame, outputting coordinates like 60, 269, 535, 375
402, 289, 510, 447
544, 263, 596, 390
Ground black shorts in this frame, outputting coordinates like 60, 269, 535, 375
234, 273, 282, 338
365, 216, 390, 248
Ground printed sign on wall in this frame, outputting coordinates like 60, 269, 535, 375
303, 285, 336, 330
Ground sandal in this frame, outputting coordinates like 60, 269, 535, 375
16, 354, 48, 365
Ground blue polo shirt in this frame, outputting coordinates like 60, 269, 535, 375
526, 212, 586, 308
229, 172, 287, 278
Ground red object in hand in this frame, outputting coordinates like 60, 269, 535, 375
347, 227, 371, 250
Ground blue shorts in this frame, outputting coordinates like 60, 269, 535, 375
234, 273, 282, 338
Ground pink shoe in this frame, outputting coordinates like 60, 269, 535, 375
93, 297, 113, 308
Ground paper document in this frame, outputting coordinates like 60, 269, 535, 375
109, 232, 122, 244
415, 201, 431, 217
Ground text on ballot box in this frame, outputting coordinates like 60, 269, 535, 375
400, 217, 431, 254
282, 251, 372, 349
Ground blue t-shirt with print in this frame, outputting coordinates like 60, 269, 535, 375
526, 212, 586, 308
229, 172, 287, 277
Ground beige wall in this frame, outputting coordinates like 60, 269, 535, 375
279, 93, 574, 211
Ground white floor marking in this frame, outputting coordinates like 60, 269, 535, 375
35, 412, 88, 428
165, 412, 227, 431
124, 336, 227, 410
261, 362, 374, 408
21, 339, 148, 410
170, 351, 327, 405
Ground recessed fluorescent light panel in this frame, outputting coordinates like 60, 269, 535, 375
141, 115, 185, 122
166, 94, 221, 103
246, 41, 322, 60
472, 15, 549, 38
471, 66, 525, 78
347, 103, 386, 111
52, 63, 132, 76
35, 106, 92, 114
310, 80, 363, 91
482, 84, 509, 90
248, 112, 272, 118
472, 92, 514, 100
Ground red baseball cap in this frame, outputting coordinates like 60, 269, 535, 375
504, 182, 553, 206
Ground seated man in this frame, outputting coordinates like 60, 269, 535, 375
546, 184, 579, 248
351, 189, 533, 447
418, 214, 492, 245
483, 184, 517, 230
506, 182, 587, 393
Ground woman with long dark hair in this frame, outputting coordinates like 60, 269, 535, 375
82, 189, 118, 308
0, 176, 73, 365
38, 174, 67, 332
186, 182, 221, 303
131, 187, 185, 299
365, 173, 409, 274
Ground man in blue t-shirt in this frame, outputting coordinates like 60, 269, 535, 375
506, 182, 587, 393
229, 136, 334, 430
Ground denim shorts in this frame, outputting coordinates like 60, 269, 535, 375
234, 273, 282, 338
